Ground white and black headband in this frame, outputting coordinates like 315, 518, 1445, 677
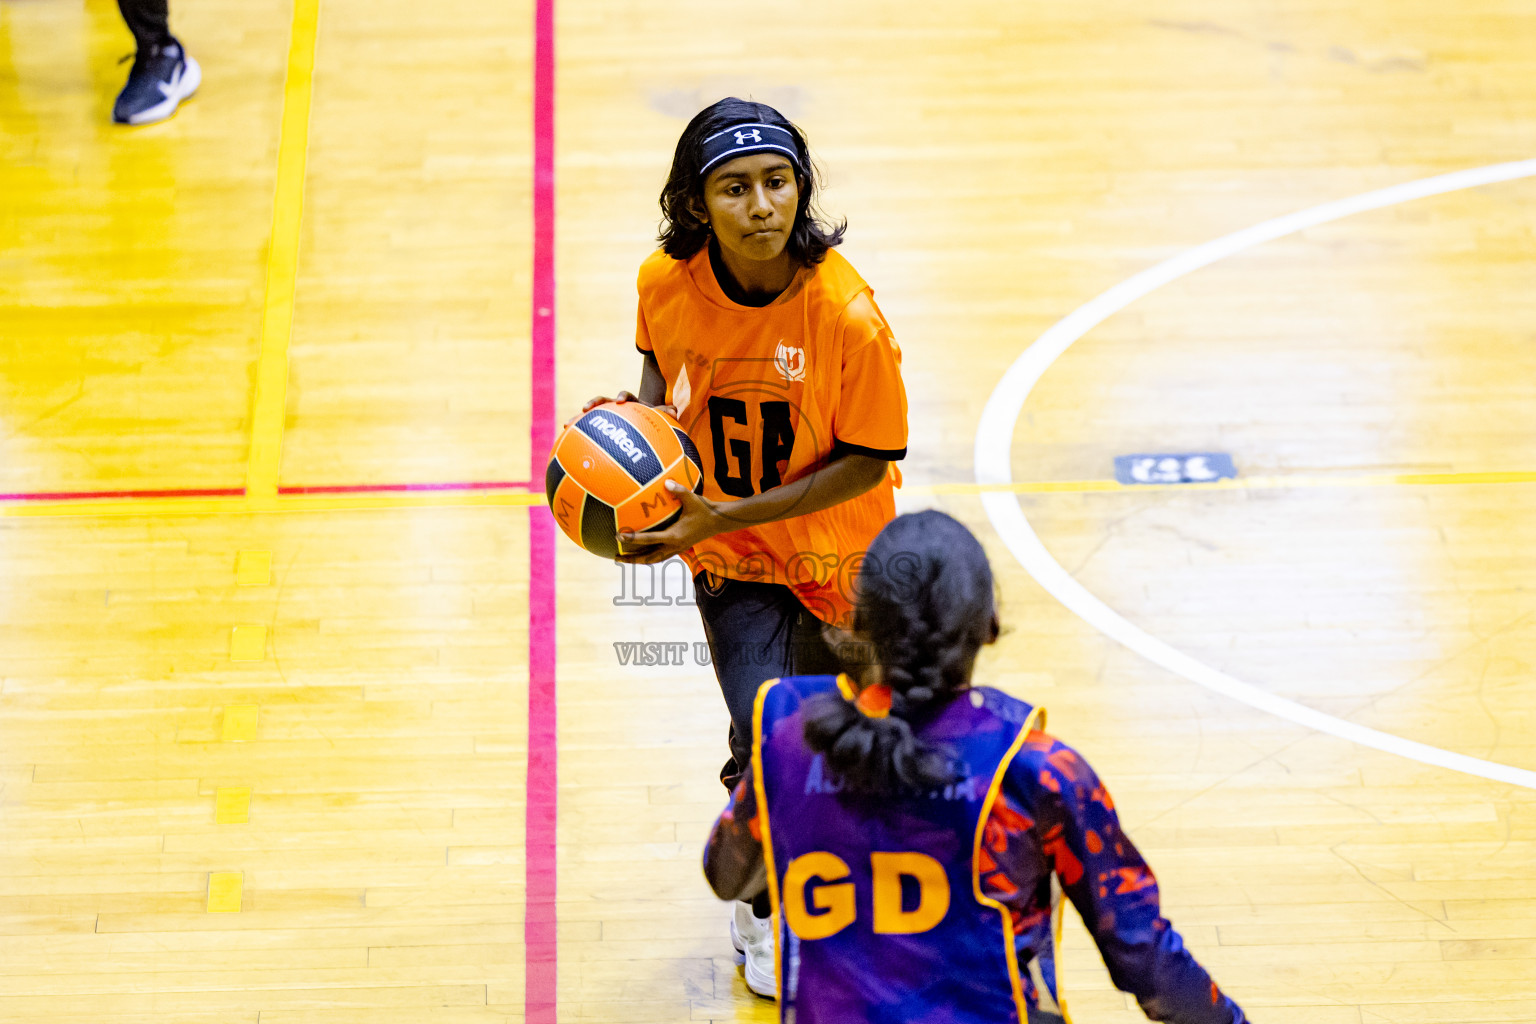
699, 122, 803, 176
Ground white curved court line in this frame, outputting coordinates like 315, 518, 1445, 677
976, 159, 1536, 791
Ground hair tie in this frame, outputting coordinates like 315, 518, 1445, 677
855, 683, 891, 719
699, 122, 803, 177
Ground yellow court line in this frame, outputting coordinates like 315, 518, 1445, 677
3, 472, 1536, 521
922, 469, 1536, 496
0, 471, 1533, 521
222, 705, 260, 742
245, 0, 322, 503
214, 787, 253, 825
1389, 470, 1536, 486
230, 624, 269, 662
3, 471, 1536, 520
207, 872, 243, 913
235, 550, 273, 586
0, 491, 545, 520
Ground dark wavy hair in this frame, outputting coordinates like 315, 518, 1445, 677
658, 97, 846, 264
802, 511, 998, 795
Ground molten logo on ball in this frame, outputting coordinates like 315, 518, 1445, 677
589, 415, 647, 465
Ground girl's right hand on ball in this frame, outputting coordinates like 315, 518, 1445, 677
570, 392, 677, 424
567, 392, 633, 426
568, 392, 633, 425
582, 391, 638, 412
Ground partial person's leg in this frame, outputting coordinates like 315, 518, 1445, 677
788, 601, 842, 677
113, 0, 199, 125
693, 573, 804, 791
757, 597, 843, 924
117, 0, 172, 49
694, 573, 824, 999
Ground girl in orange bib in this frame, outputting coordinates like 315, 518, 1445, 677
581, 97, 908, 997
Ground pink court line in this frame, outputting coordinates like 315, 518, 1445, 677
525, 0, 559, 1020
0, 487, 245, 502
278, 480, 532, 495
0, 483, 535, 504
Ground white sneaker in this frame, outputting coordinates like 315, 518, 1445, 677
730, 900, 777, 999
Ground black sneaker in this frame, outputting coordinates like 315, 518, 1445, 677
113, 39, 201, 126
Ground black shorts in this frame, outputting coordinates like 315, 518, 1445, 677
693, 572, 842, 788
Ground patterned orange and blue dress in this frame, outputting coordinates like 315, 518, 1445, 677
704, 675, 1247, 1024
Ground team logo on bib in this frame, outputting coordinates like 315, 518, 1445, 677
775, 343, 805, 383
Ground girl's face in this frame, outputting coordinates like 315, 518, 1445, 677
697, 153, 801, 263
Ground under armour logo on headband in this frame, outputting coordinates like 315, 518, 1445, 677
700, 122, 803, 176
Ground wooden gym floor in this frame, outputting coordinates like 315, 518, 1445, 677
1, 0, 1534, 1021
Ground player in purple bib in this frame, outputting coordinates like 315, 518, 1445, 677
705, 511, 1248, 1023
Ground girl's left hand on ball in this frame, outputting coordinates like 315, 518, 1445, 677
616, 480, 726, 564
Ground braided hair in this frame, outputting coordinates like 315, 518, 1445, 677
802, 511, 998, 795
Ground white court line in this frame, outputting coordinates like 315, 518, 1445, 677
976, 159, 1536, 791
